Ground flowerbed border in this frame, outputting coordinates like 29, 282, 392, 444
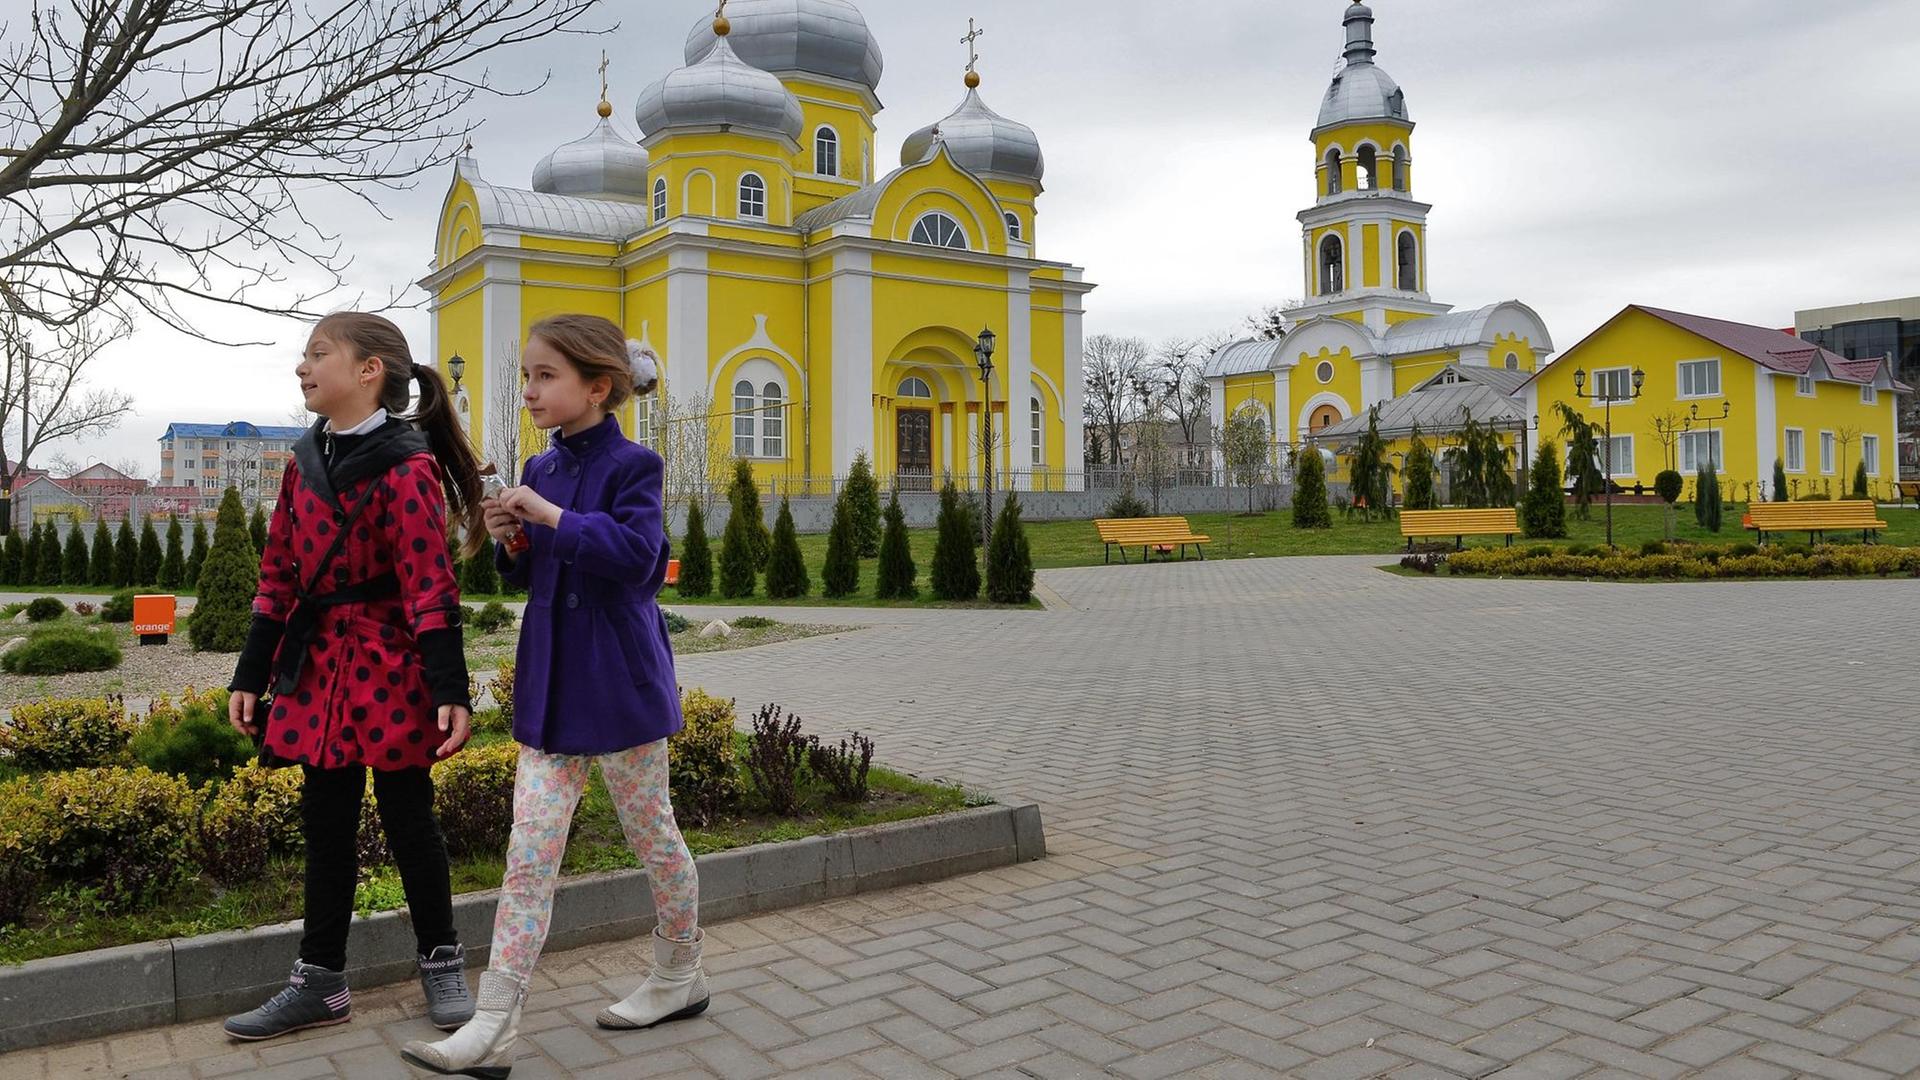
0, 801, 1044, 1052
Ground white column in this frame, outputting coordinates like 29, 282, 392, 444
1061, 283, 1086, 488
664, 247, 708, 414
1273, 369, 1294, 446
482, 256, 522, 463
830, 249, 874, 477
1209, 377, 1228, 471
1754, 364, 1777, 484
1005, 269, 1033, 491
941, 408, 954, 485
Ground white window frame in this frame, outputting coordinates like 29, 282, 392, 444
1784, 427, 1805, 472
1004, 211, 1022, 242
1820, 430, 1835, 474
1395, 230, 1418, 292
653, 178, 667, 222
1316, 361, 1335, 384
633, 397, 653, 447
737, 173, 767, 220
1861, 384, 1878, 405
1678, 430, 1722, 473
1591, 366, 1635, 404
814, 126, 839, 178
909, 211, 967, 250
897, 376, 932, 399
1600, 434, 1634, 478
759, 382, 784, 458
1676, 358, 1721, 399
1796, 374, 1815, 397
733, 379, 757, 457
1863, 434, 1881, 476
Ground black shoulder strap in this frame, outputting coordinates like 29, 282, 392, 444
294, 473, 387, 602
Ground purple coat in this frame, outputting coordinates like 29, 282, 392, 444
497, 415, 682, 755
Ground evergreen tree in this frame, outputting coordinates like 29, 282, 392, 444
1521, 440, 1568, 539
678, 502, 713, 598
1292, 445, 1331, 529
1853, 459, 1870, 500
820, 492, 860, 598
875, 491, 917, 600
717, 489, 759, 599
1402, 424, 1437, 511
0, 530, 19, 585
763, 498, 810, 599
186, 518, 208, 589
249, 503, 268, 557
463, 546, 499, 596
929, 482, 981, 601
985, 494, 1035, 604
63, 522, 90, 584
138, 517, 164, 585
1554, 402, 1602, 520
844, 450, 883, 557
1345, 406, 1394, 520
1694, 466, 1710, 526
1773, 458, 1789, 503
113, 518, 137, 587
21, 522, 42, 585
1701, 469, 1723, 532
90, 517, 114, 585
190, 489, 259, 651
160, 515, 186, 588
37, 521, 62, 584
726, 459, 771, 570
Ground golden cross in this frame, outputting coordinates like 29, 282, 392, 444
598, 50, 610, 101
961, 18, 985, 75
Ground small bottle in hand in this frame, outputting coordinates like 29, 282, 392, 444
481, 463, 531, 554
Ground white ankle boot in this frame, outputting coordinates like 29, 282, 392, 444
596, 927, 710, 1030
400, 970, 526, 1079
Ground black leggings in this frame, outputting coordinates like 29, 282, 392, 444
299, 764, 458, 972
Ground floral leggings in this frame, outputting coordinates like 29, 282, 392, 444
489, 740, 699, 982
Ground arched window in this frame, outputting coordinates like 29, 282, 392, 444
653, 177, 667, 222
1397, 231, 1418, 292
733, 379, 757, 457
1324, 148, 1342, 195
815, 127, 839, 177
910, 211, 967, 249
898, 376, 932, 399
1392, 146, 1408, 192
1030, 396, 1044, 466
1358, 145, 1379, 190
760, 382, 784, 457
738, 173, 766, 219
1004, 211, 1022, 242
633, 396, 653, 446
1504, 352, 1520, 371
1319, 234, 1344, 294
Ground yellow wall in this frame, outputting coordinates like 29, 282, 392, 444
1313, 121, 1414, 194
1292, 347, 1363, 433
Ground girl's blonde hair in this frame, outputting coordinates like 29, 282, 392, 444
527, 314, 657, 409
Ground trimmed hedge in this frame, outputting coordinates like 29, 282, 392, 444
2, 625, 123, 675
0, 697, 133, 771
1447, 543, 1920, 581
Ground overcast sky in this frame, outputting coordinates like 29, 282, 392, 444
50, 0, 1920, 474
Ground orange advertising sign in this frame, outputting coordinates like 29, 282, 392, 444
133, 595, 177, 637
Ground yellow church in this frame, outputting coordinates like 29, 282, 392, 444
423, 0, 1093, 494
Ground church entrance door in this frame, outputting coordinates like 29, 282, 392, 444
897, 408, 933, 491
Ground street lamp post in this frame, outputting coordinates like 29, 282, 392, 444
1689, 399, 1731, 471
974, 327, 997, 557
1516, 413, 1540, 499
1572, 365, 1645, 550
447, 353, 466, 393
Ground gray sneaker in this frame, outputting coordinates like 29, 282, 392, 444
224, 961, 351, 1041
419, 944, 476, 1030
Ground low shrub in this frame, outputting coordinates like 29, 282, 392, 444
194, 764, 305, 885
471, 601, 516, 634
1640, 540, 1667, 556
1399, 553, 1444, 574
0, 766, 196, 910
662, 608, 692, 635
1104, 490, 1150, 519
1446, 543, 1920, 582
100, 590, 136, 623
670, 689, 746, 826
459, 603, 478, 626
26, 596, 66, 622
746, 704, 809, 816
432, 741, 519, 857
491, 661, 516, 725
1523, 545, 1554, 558
807, 732, 875, 802
73, 602, 95, 617
3, 625, 123, 675
732, 615, 775, 630
1798, 493, 1833, 501
0, 696, 132, 771
132, 689, 251, 787
0, 856, 39, 928
1728, 542, 1759, 557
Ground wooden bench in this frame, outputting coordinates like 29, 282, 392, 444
1400, 508, 1519, 551
1094, 516, 1211, 564
1897, 480, 1920, 509
1745, 501, 1887, 544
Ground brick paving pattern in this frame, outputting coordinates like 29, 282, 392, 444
6, 555, 1920, 1078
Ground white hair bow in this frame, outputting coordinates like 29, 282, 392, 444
627, 340, 659, 385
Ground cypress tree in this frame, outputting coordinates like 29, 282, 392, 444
21, 522, 42, 585
1694, 466, 1710, 527
37, 521, 62, 584
160, 515, 185, 588
186, 517, 208, 588
1773, 458, 1789, 503
1292, 446, 1331, 529
1403, 424, 1437, 511
190, 489, 258, 651
90, 517, 114, 585
63, 522, 90, 584
138, 517, 163, 585
844, 450, 883, 558
249, 503, 268, 556
821, 492, 860, 598
726, 459, 771, 570
1853, 459, 1869, 500
0, 531, 19, 585
985, 494, 1034, 604
1696, 467, 1723, 532
678, 502, 713, 598
875, 491, 917, 600
113, 518, 137, 587
929, 482, 980, 601
1521, 440, 1568, 539
717, 489, 758, 599
763, 498, 810, 599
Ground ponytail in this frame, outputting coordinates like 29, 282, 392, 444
409, 362, 485, 560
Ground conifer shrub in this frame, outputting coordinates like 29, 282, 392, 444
726, 459, 771, 569
2, 625, 122, 675
763, 498, 810, 599
113, 518, 137, 588
678, 502, 713, 598
875, 491, 917, 600
189, 489, 258, 652
1521, 440, 1568, 539
63, 525, 89, 585
138, 518, 163, 585
26, 596, 66, 622
1773, 458, 1789, 503
160, 516, 186, 589
929, 482, 980, 601
90, 518, 114, 585
186, 518, 208, 587
821, 492, 860, 598
1292, 446, 1331, 528
36, 521, 61, 583
717, 487, 759, 599
100, 589, 136, 623
985, 494, 1035, 604
249, 504, 268, 557
0, 531, 22, 585
845, 450, 884, 557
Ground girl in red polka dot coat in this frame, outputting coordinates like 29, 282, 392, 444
220, 312, 483, 1042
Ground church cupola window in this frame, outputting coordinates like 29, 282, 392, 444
1392, 146, 1408, 191
738, 173, 767, 219
815, 126, 839, 177
1324, 148, 1343, 195
910, 211, 968, 250
653, 177, 667, 222
1319, 234, 1344, 294
1358, 145, 1379, 190
1396, 231, 1418, 291
1004, 211, 1022, 242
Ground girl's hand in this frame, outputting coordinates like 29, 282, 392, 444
482, 498, 522, 543
436, 704, 472, 758
229, 690, 260, 737
498, 485, 563, 530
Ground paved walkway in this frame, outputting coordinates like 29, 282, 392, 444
8, 556, 1920, 1078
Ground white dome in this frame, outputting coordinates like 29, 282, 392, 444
684, 0, 882, 93
900, 87, 1043, 185
636, 33, 804, 142
532, 115, 649, 200
1315, 2, 1411, 133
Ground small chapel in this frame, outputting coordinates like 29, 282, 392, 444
423, 0, 1094, 493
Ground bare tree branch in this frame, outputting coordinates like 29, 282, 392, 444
0, 307, 134, 505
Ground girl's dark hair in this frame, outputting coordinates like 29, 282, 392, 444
315, 311, 484, 559
527, 313, 656, 407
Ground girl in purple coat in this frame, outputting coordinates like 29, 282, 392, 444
404, 314, 703, 1079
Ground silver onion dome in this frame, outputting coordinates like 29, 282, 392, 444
636, 30, 804, 141
1316, 2, 1411, 132
684, 0, 883, 93
900, 86, 1044, 185
532, 114, 650, 200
